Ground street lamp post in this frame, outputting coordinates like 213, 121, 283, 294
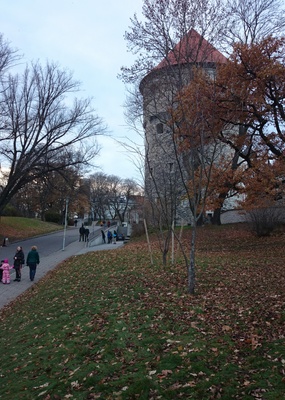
91, 202, 94, 234
62, 197, 69, 251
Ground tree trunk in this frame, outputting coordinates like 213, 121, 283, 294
162, 231, 171, 267
162, 247, 168, 267
212, 207, 222, 225
188, 225, 196, 294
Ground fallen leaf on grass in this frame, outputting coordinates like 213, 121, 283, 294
157, 370, 173, 379
71, 380, 81, 389
183, 381, 196, 387
69, 367, 80, 376
33, 382, 49, 389
222, 325, 232, 332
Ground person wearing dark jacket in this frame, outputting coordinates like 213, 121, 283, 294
13, 246, 25, 282
26, 245, 40, 282
101, 230, 106, 244
84, 228, 90, 242
79, 224, 85, 242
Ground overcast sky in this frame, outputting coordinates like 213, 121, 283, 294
0, 0, 144, 181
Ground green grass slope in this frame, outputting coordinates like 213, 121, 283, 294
0, 216, 62, 242
0, 224, 284, 399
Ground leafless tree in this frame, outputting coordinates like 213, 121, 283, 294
89, 172, 140, 223
222, 0, 285, 47
89, 172, 114, 221
120, 0, 285, 294
0, 33, 20, 75
33, 166, 82, 221
121, 0, 227, 85
0, 60, 106, 214
121, 0, 228, 292
112, 178, 140, 224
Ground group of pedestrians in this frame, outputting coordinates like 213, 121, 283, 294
79, 224, 90, 242
0, 245, 40, 284
99, 220, 118, 244
101, 229, 117, 244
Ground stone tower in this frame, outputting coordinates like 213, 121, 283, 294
139, 29, 228, 224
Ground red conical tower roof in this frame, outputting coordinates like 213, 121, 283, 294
155, 28, 227, 69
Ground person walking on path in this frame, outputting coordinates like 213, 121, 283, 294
101, 230, 106, 244
84, 228, 90, 242
0, 259, 13, 284
107, 230, 112, 244
13, 246, 25, 282
0, 260, 3, 282
79, 224, 85, 242
26, 246, 40, 282
113, 230, 117, 244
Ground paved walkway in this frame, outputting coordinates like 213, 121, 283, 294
0, 239, 124, 310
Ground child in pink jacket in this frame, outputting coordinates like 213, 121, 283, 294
1, 259, 13, 284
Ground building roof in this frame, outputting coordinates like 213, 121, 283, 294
155, 28, 227, 70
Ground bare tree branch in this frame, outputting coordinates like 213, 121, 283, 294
0, 61, 106, 213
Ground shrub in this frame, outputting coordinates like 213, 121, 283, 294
1, 204, 22, 217
131, 222, 145, 237
45, 211, 61, 224
246, 207, 285, 237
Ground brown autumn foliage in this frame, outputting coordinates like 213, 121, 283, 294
171, 67, 226, 151
214, 36, 285, 209
217, 36, 285, 150
170, 68, 233, 217
239, 157, 285, 209
171, 36, 285, 214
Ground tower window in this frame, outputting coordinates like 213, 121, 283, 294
156, 123, 163, 134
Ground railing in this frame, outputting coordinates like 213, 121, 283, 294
87, 222, 117, 247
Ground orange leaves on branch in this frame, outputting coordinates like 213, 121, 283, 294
203, 158, 246, 210
170, 36, 285, 214
239, 157, 285, 210
170, 67, 227, 152
216, 36, 285, 156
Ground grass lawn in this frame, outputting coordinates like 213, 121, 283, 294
0, 216, 62, 242
0, 223, 284, 399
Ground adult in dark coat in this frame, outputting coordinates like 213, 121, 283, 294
84, 228, 90, 242
0, 260, 3, 281
101, 230, 106, 244
26, 245, 40, 282
13, 246, 25, 282
79, 224, 85, 242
